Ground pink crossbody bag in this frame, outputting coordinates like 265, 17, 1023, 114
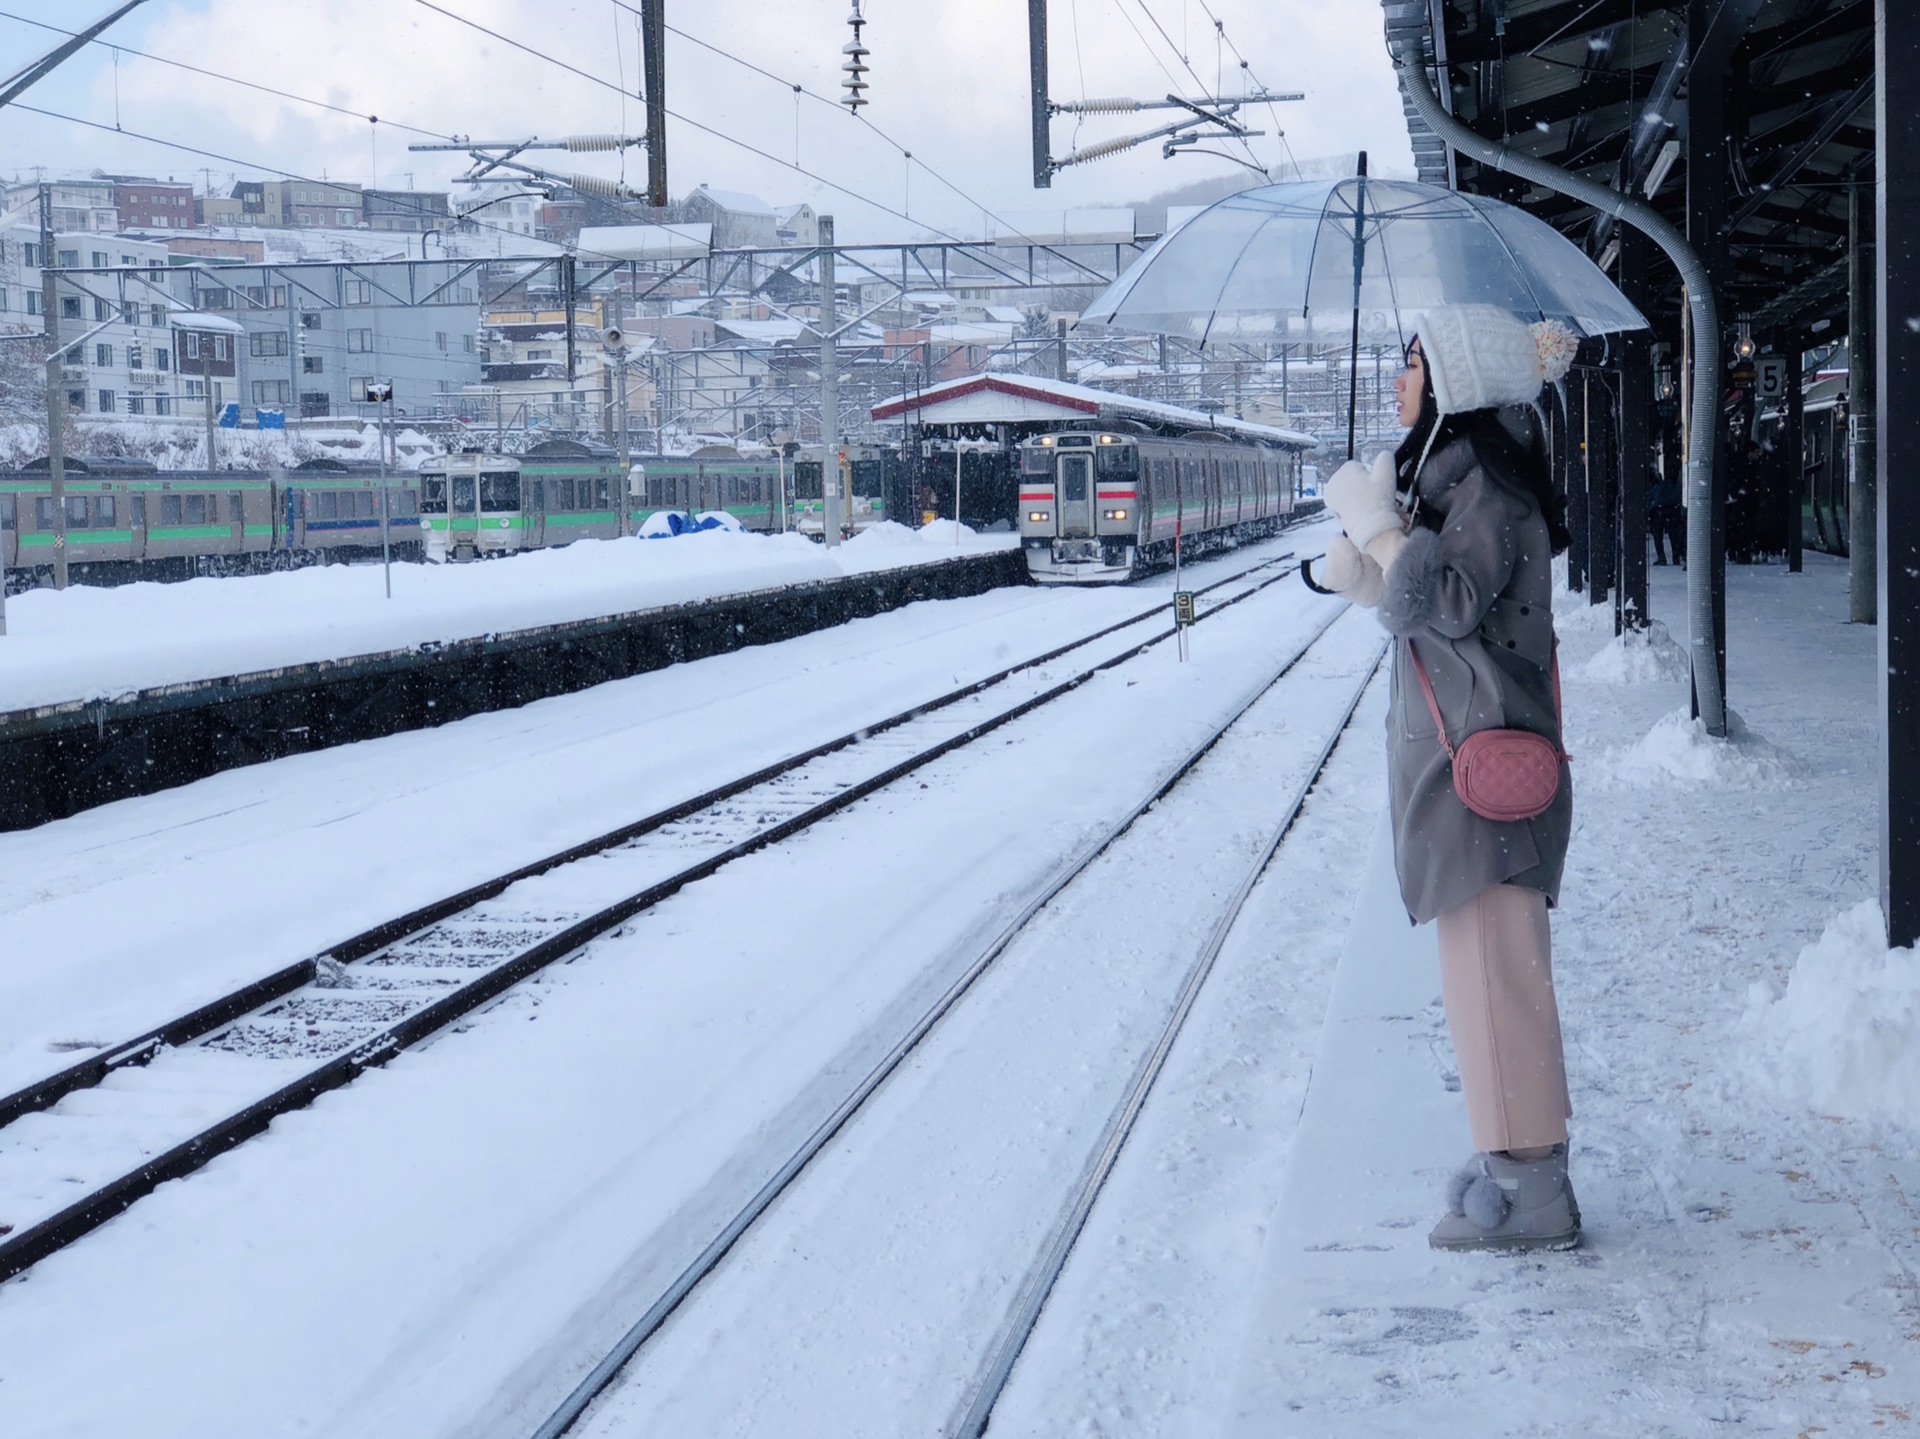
1409, 642, 1568, 823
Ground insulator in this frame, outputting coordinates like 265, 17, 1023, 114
1056, 132, 1144, 168
1060, 97, 1140, 114
842, 59, 868, 76
569, 172, 641, 200
842, 39, 868, 57
565, 134, 640, 152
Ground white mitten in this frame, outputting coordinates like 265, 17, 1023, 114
1325, 451, 1403, 551
1316, 533, 1385, 608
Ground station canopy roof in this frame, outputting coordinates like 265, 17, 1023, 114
870, 373, 1318, 449
1381, 0, 1873, 339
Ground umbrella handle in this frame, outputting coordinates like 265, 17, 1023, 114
1300, 555, 1340, 595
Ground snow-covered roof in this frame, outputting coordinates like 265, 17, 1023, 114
984, 305, 1027, 325
871, 373, 1318, 449
169, 311, 245, 333
987, 208, 1138, 246
689, 186, 774, 218
713, 318, 807, 344
577, 223, 712, 261
775, 203, 813, 223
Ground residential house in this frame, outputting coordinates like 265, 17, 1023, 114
196, 196, 246, 226
455, 182, 540, 237
682, 185, 776, 248
774, 203, 817, 247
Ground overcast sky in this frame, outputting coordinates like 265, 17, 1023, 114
0, 0, 1414, 241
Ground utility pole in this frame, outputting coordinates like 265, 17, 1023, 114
39, 184, 67, 589
204, 371, 218, 475
640, 0, 668, 207
369, 379, 394, 598
818, 214, 840, 547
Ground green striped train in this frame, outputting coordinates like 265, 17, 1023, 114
0, 439, 795, 589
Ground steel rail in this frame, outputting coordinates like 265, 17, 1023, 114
0, 552, 1288, 1138
0, 554, 1310, 1285
528, 604, 1360, 1439
949, 638, 1389, 1439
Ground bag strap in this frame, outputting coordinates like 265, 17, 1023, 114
1408, 636, 1565, 766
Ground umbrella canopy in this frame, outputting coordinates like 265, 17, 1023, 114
1083, 176, 1649, 347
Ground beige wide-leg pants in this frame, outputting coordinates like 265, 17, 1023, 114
1435, 882, 1571, 1153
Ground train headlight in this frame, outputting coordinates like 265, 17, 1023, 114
1102, 508, 1128, 521
1028, 510, 1050, 523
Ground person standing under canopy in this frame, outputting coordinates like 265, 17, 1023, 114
1313, 304, 1581, 1252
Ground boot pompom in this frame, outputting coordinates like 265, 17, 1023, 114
1461, 1174, 1510, 1230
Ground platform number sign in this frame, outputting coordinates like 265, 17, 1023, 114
1755, 356, 1788, 402
1173, 590, 1196, 626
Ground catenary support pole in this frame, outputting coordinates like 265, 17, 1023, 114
1028, 0, 1051, 188
1784, 340, 1804, 574
1878, 0, 1920, 947
1618, 228, 1653, 627
1394, 46, 1728, 734
378, 388, 391, 599
1851, 175, 1877, 622
38, 186, 67, 590
818, 215, 840, 548
640, 0, 667, 207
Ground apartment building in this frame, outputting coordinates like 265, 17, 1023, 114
2, 179, 118, 233
175, 259, 481, 420
362, 188, 450, 232
106, 176, 196, 231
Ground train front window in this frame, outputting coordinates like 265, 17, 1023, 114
480, 470, 520, 511
1022, 447, 1051, 475
453, 476, 476, 512
1096, 444, 1138, 481
420, 477, 447, 513
1062, 457, 1088, 502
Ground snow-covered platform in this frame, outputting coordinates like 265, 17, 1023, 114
0, 524, 1024, 827
1221, 554, 1915, 1437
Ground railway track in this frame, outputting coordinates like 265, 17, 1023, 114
0, 550, 1306, 1284
528, 609, 1388, 1438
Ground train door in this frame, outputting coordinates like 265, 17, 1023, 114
1058, 451, 1093, 536
453, 470, 478, 557
529, 478, 547, 547
129, 492, 148, 559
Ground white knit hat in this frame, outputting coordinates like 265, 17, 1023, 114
1413, 304, 1579, 415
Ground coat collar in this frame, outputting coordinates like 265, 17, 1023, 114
1412, 429, 1478, 517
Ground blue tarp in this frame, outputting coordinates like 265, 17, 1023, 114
217, 403, 241, 428
255, 408, 286, 430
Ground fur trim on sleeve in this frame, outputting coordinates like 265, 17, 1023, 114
1377, 526, 1445, 636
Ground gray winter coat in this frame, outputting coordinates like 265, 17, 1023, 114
1376, 430, 1571, 925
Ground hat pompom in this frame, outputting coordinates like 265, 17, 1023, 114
1532, 320, 1578, 385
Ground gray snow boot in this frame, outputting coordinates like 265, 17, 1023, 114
1428, 1146, 1580, 1253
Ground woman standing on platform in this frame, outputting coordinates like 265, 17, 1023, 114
1313, 304, 1581, 1252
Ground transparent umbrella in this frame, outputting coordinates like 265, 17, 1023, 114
1082, 170, 1649, 455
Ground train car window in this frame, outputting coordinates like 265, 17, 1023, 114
480, 470, 520, 510
64, 495, 88, 528
594, 478, 611, 509
0, 495, 13, 531
548, 478, 570, 510
531, 480, 545, 511
93, 495, 115, 527
356, 491, 376, 519
159, 494, 181, 525
35, 497, 52, 529
396, 490, 418, 517
452, 476, 476, 512
227, 493, 243, 523
314, 492, 338, 520
1063, 461, 1087, 502
184, 494, 209, 526
420, 477, 447, 514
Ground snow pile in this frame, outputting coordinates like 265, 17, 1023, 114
1584, 705, 1801, 790
834, 519, 1011, 572
1743, 901, 1920, 1129
0, 525, 1016, 711
1551, 595, 1620, 640
1580, 618, 1690, 684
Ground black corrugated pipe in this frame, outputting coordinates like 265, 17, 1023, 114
1393, 51, 1728, 737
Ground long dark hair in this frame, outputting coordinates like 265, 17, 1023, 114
1392, 345, 1571, 555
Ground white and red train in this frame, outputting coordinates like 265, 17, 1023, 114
1016, 425, 1316, 583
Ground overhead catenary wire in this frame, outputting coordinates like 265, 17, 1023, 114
604, 0, 1065, 248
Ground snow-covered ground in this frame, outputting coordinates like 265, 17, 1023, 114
0, 538, 1900, 1439
0, 535, 1338, 1437
0, 519, 1016, 712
